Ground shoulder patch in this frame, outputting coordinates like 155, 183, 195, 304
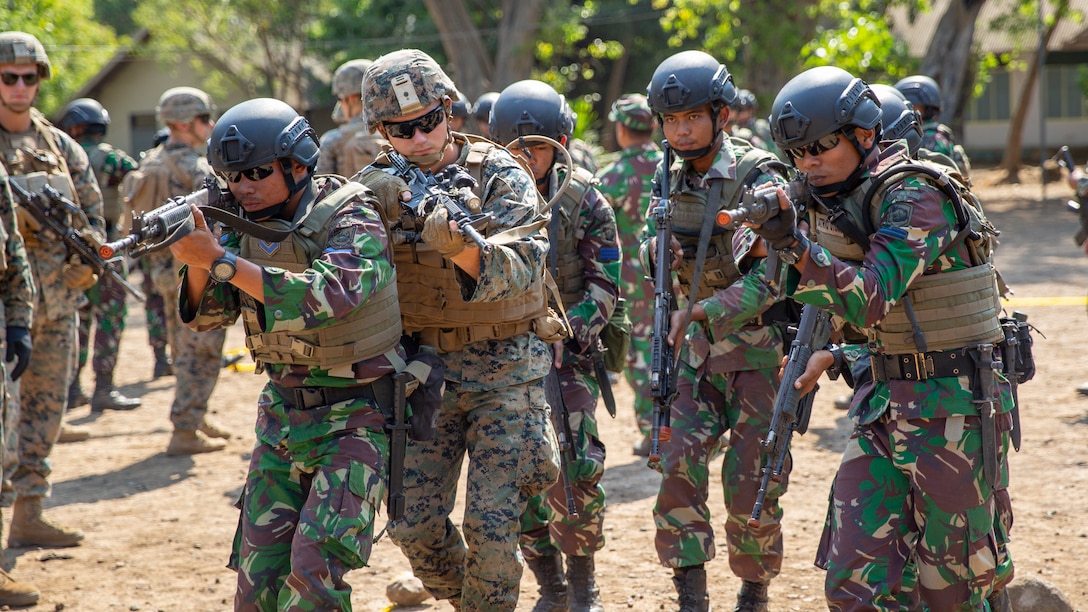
884, 202, 913, 228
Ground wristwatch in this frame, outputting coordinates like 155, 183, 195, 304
777, 234, 810, 265
209, 250, 238, 283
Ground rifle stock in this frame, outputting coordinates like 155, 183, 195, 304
749, 304, 831, 528
648, 142, 677, 466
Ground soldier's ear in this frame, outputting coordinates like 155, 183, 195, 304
855, 127, 876, 149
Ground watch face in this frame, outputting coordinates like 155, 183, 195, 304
212, 260, 235, 281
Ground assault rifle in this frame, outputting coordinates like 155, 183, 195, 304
715, 185, 780, 229
385, 150, 494, 253
386, 371, 411, 522
98, 177, 235, 259
544, 360, 578, 517
748, 304, 832, 528
648, 142, 678, 466
1052, 146, 1088, 246
9, 179, 145, 302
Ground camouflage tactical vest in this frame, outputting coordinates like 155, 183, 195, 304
549, 166, 596, 307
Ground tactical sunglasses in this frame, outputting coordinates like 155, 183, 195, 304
219, 163, 276, 183
785, 132, 842, 160
1, 72, 40, 86
382, 104, 445, 139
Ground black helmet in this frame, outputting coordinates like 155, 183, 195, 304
489, 79, 574, 145
647, 50, 736, 115
870, 84, 922, 155
769, 66, 882, 157
894, 75, 942, 111
449, 94, 470, 120
59, 98, 111, 134
730, 88, 757, 112
472, 91, 499, 124
209, 98, 320, 174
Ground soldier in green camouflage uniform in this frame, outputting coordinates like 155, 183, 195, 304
727, 89, 783, 161
0, 158, 42, 606
141, 87, 232, 455
641, 51, 793, 612
354, 50, 560, 611
58, 98, 142, 413
595, 93, 661, 456
171, 98, 403, 611
895, 75, 972, 178
490, 79, 620, 612
316, 59, 388, 177
0, 31, 106, 548
754, 66, 1013, 611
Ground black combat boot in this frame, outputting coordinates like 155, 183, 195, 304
526, 553, 570, 611
566, 554, 604, 612
986, 588, 1012, 612
734, 579, 770, 612
91, 372, 142, 412
673, 565, 709, 612
153, 345, 173, 378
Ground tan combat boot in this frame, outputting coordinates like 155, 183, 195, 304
198, 419, 232, 440
57, 423, 90, 444
0, 568, 40, 607
8, 496, 84, 548
167, 430, 226, 456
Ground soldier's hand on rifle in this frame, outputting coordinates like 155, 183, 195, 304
746, 186, 802, 250
790, 349, 835, 396
168, 205, 220, 270
421, 206, 467, 258
14, 205, 41, 237
552, 340, 565, 370
668, 303, 704, 350
4, 326, 31, 381
61, 261, 98, 290
648, 235, 683, 271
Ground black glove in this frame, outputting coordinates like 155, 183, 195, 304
5, 326, 32, 381
752, 203, 803, 250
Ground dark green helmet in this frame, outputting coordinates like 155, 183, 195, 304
0, 31, 50, 79
608, 93, 653, 131
769, 66, 882, 156
59, 98, 110, 134
647, 50, 736, 115
208, 98, 319, 173
871, 84, 922, 154
489, 79, 574, 144
894, 75, 942, 111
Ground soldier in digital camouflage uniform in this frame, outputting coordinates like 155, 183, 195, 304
895, 75, 972, 179
640, 51, 794, 612
140, 87, 232, 455
317, 59, 389, 178
727, 89, 783, 161
57, 98, 142, 414
752, 66, 1013, 611
595, 93, 661, 457
0, 30, 106, 548
490, 79, 620, 612
0, 159, 42, 606
170, 98, 405, 611
353, 49, 560, 611
133, 142, 173, 381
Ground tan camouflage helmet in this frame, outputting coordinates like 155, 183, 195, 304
332, 58, 373, 99
362, 49, 459, 131
156, 86, 216, 123
608, 93, 653, 131
0, 31, 51, 79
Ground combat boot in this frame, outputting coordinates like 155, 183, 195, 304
526, 553, 570, 611
91, 373, 141, 412
67, 379, 89, 408
673, 565, 709, 612
8, 496, 84, 548
986, 588, 1012, 612
567, 554, 604, 612
57, 423, 90, 443
199, 419, 232, 440
167, 430, 226, 456
0, 568, 39, 607
153, 346, 173, 379
734, 579, 770, 612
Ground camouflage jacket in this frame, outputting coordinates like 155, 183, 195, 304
920, 120, 971, 178
544, 166, 621, 363
317, 115, 387, 178
0, 162, 35, 330
160, 141, 214, 198
595, 142, 661, 303
316, 126, 345, 176
567, 137, 599, 175
639, 136, 789, 374
82, 139, 138, 224
0, 114, 104, 320
180, 176, 404, 443
792, 145, 1013, 424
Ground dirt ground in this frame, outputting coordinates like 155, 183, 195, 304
10, 167, 1087, 611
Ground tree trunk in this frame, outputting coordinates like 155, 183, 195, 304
919, 0, 986, 142
494, 0, 548, 89
423, 0, 494, 100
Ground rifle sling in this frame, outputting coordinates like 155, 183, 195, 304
200, 206, 294, 243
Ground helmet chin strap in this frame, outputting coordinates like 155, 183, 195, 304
673, 120, 723, 161
406, 125, 454, 168
244, 159, 310, 222
809, 130, 876, 198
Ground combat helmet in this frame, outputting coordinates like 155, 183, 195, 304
156, 87, 216, 124
769, 65, 882, 161
647, 50, 736, 116
0, 31, 51, 79
472, 92, 499, 125
449, 93, 470, 120
490, 79, 574, 146
894, 75, 942, 111
332, 59, 372, 99
730, 89, 757, 112
361, 49, 459, 132
208, 98, 319, 174
59, 98, 111, 134
870, 84, 922, 155
608, 93, 654, 132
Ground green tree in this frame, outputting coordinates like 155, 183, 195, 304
1, 0, 123, 115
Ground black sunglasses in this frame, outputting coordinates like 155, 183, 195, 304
785, 132, 842, 160
1, 72, 39, 87
219, 163, 276, 183
383, 104, 446, 139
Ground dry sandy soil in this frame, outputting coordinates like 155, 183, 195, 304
9, 167, 1087, 611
